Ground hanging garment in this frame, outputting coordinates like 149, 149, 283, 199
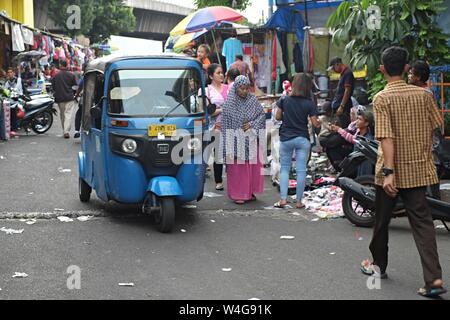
303, 30, 315, 73
294, 42, 304, 73
272, 34, 287, 81
4, 21, 10, 35
21, 27, 34, 46
222, 37, 243, 70
11, 23, 25, 52
59, 47, 66, 60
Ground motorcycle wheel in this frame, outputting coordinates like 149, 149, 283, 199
342, 175, 376, 228
154, 197, 175, 233
31, 110, 53, 134
79, 178, 92, 203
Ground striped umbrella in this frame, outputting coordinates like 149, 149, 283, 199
170, 6, 244, 37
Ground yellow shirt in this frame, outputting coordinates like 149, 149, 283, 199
374, 81, 443, 188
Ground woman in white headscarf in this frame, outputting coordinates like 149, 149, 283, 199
221, 76, 266, 204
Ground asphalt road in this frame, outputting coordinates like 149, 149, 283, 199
0, 117, 449, 300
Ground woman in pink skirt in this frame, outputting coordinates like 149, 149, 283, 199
221, 76, 266, 204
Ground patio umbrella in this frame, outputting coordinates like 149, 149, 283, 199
173, 29, 209, 52
170, 6, 244, 37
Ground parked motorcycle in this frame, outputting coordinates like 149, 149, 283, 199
5, 89, 56, 134
335, 136, 448, 230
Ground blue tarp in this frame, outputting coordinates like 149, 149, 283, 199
265, 1, 343, 41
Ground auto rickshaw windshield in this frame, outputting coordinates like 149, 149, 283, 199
108, 69, 204, 116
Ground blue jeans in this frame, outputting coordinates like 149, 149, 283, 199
280, 137, 311, 201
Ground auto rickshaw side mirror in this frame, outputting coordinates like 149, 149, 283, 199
90, 96, 106, 119
90, 106, 102, 119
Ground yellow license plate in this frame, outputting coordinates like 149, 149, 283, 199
148, 124, 176, 137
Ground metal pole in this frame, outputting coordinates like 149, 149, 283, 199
269, 0, 274, 18
304, 0, 309, 26
211, 29, 221, 69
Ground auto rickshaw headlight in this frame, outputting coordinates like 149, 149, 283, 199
122, 139, 137, 154
187, 137, 202, 153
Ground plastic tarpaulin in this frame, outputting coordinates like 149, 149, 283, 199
265, 1, 343, 41
265, 7, 305, 42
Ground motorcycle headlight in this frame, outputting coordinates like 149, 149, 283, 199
187, 137, 202, 153
122, 139, 137, 154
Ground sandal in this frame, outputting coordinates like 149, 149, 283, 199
235, 200, 245, 205
215, 183, 224, 191
296, 202, 305, 209
418, 280, 447, 298
360, 259, 388, 279
274, 201, 287, 209
417, 286, 447, 298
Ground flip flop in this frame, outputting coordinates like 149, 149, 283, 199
274, 201, 286, 209
418, 286, 447, 298
296, 203, 305, 209
360, 260, 388, 279
235, 200, 245, 205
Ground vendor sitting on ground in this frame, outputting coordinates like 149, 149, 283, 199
331, 110, 375, 176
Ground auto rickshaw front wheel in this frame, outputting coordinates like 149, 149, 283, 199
79, 178, 92, 202
154, 197, 175, 233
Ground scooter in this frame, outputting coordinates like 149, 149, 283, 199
7, 90, 56, 134
335, 136, 449, 229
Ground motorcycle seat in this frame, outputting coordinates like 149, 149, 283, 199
25, 98, 53, 111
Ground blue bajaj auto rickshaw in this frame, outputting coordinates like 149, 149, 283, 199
78, 55, 214, 233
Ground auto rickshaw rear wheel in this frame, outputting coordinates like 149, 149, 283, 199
154, 197, 175, 233
79, 178, 92, 202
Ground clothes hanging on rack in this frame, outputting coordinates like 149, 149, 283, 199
294, 42, 304, 73
222, 37, 243, 70
21, 27, 34, 46
11, 23, 25, 52
254, 44, 268, 89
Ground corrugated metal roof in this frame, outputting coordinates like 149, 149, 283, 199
124, 0, 193, 16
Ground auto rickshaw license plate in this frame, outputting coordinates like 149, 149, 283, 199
148, 124, 177, 137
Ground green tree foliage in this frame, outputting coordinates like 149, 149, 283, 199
49, 0, 136, 44
194, 0, 251, 11
327, 0, 450, 100
48, 0, 95, 37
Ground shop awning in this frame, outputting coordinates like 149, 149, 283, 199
265, 1, 343, 41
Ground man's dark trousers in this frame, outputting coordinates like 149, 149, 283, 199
370, 186, 442, 287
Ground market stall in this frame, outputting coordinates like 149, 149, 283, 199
0, 11, 94, 93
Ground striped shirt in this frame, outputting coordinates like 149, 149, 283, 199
373, 81, 443, 188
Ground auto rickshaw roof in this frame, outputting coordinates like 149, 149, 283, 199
85, 53, 197, 74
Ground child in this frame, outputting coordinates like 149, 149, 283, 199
196, 44, 211, 73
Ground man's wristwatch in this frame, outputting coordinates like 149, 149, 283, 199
382, 167, 394, 177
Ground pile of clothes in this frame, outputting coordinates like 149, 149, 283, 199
301, 185, 345, 219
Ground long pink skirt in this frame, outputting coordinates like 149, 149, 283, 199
226, 156, 265, 201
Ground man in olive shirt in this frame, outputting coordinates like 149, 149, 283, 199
51, 60, 77, 139
360, 47, 446, 297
